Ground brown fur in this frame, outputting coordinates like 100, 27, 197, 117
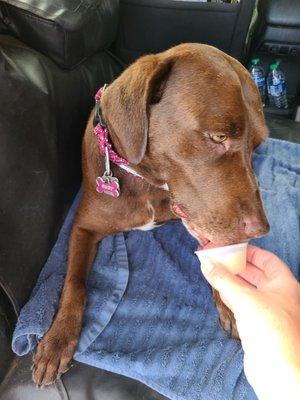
32, 44, 269, 385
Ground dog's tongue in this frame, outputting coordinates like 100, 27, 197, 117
196, 241, 220, 251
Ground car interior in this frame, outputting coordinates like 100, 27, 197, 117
0, 0, 299, 399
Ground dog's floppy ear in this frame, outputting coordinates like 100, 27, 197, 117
101, 55, 173, 164
225, 55, 269, 148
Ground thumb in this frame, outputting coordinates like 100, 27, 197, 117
201, 259, 254, 312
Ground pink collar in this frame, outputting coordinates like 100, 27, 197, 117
94, 86, 129, 167
93, 86, 144, 198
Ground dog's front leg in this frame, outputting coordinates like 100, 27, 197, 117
32, 223, 101, 386
212, 288, 239, 339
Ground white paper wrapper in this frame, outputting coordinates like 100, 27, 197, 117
195, 242, 248, 274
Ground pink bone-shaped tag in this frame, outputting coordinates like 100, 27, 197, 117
96, 177, 120, 198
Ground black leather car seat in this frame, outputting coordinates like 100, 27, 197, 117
0, 1, 167, 398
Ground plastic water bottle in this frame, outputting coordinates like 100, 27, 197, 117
267, 63, 288, 109
249, 58, 266, 105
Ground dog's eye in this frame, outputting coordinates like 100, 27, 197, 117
211, 134, 227, 143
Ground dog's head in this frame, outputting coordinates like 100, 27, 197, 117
101, 43, 269, 248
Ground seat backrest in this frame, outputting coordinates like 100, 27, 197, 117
0, 0, 119, 69
113, 0, 256, 64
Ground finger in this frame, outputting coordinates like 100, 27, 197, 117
238, 262, 268, 289
247, 245, 276, 269
247, 245, 292, 279
201, 259, 254, 312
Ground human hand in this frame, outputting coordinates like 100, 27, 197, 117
201, 245, 300, 400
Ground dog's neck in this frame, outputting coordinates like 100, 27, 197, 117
93, 87, 169, 195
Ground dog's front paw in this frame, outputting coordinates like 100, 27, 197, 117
212, 288, 240, 339
32, 328, 78, 386
218, 304, 239, 339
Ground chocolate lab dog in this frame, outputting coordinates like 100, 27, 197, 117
32, 43, 269, 385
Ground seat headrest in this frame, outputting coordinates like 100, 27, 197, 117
0, 0, 119, 69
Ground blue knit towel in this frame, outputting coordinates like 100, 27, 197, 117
12, 138, 300, 400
